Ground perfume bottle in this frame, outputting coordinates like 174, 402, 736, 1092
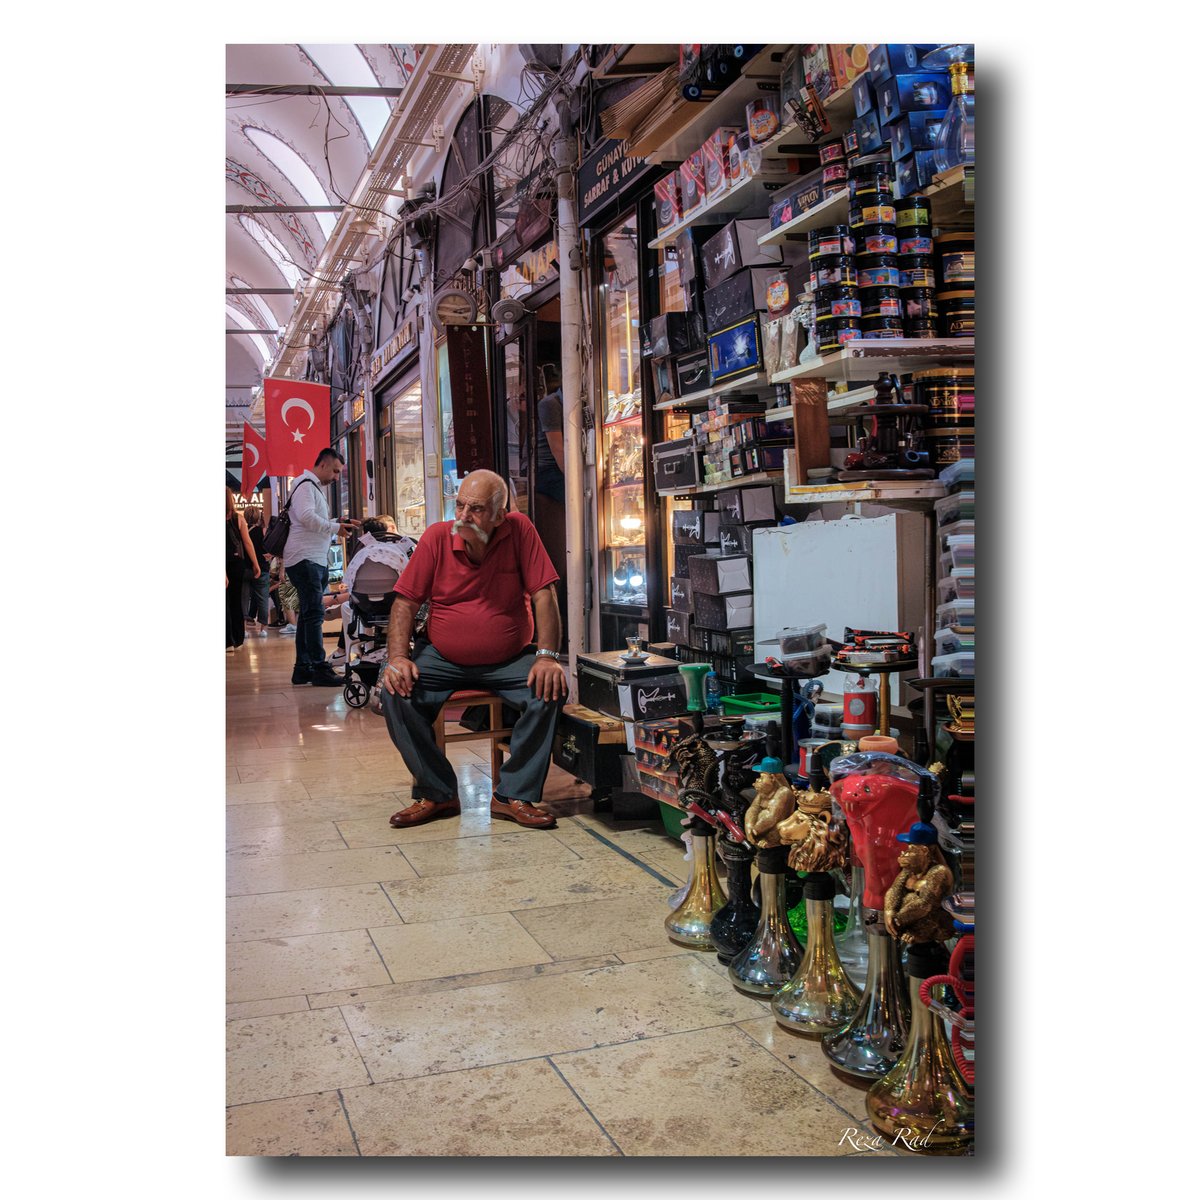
772, 873, 862, 1034
932, 61, 974, 174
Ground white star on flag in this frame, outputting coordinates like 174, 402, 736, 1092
292, 428, 305, 442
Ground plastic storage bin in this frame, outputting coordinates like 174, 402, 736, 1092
939, 458, 974, 489
776, 623, 828, 653
934, 490, 975, 527
936, 598, 975, 631
944, 534, 975, 570
722, 692, 784, 715
938, 568, 976, 603
935, 627, 975, 656
939, 519, 975, 546
657, 801, 687, 839
932, 651, 975, 678
776, 644, 834, 676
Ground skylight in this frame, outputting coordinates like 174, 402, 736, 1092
238, 215, 303, 288
243, 127, 337, 238
226, 304, 272, 365
300, 43, 390, 149
230, 275, 279, 331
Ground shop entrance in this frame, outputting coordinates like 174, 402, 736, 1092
500, 295, 567, 653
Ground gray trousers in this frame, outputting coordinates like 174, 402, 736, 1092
380, 642, 563, 805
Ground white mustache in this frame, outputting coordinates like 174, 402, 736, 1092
453, 519, 490, 544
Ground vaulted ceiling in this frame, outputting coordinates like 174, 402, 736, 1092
225, 43, 422, 444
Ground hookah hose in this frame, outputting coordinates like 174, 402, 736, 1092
919, 933, 974, 1085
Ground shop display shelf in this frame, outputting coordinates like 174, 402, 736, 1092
648, 170, 796, 249
771, 338, 975, 384
639, 44, 792, 164
758, 189, 851, 246
784, 479, 946, 507
927, 164, 974, 227
651, 370, 774, 410
826, 384, 877, 413
661, 469, 784, 497
763, 405, 793, 422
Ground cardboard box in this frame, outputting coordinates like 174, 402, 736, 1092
717, 524, 756, 555
831, 44, 871, 92
688, 553, 752, 595
617, 676, 690, 720
641, 312, 704, 359
738, 443, 790, 474
652, 437, 702, 493
704, 266, 794, 333
673, 544, 709, 578
895, 151, 939, 197
780, 47, 806, 118
877, 73, 952, 126
854, 111, 885, 155
653, 171, 682, 236
801, 44, 835, 100
693, 590, 755, 631
678, 150, 707, 217
853, 73, 875, 118
672, 509, 704, 545
702, 511, 723, 545
720, 483, 776, 525
676, 223, 723, 289
888, 109, 948, 160
700, 218, 783, 289
868, 44, 938, 87
668, 576, 694, 613
768, 168, 823, 229
707, 316, 764, 384
702, 126, 744, 198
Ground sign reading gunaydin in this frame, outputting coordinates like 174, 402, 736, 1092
578, 137, 660, 227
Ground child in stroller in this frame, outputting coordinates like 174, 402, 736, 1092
338, 524, 418, 709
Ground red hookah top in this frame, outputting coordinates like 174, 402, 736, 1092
831, 771, 919, 909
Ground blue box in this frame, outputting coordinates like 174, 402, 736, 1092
868, 44, 938, 87
854, 110, 885, 155
894, 151, 939, 198
877, 73, 953, 125
853, 73, 875, 118
708, 316, 764, 384
888, 109, 947, 161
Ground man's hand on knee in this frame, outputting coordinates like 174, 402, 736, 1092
527, 656, 567, 702
383, 655, 419, 697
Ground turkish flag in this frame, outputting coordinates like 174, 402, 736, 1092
264, 377, 331, 478
240, 423, 270, 500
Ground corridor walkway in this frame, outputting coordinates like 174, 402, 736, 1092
225, 631, 887, 1157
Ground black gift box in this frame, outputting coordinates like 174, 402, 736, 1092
716, 524, 756, 555
687, 553, 752, 596
693, 590, 755, 631
677, 223, 723, 289
576, 650, 683, 721
675, 348, 711, 396
668, 576, 693, 612
673, 544, 709, 578
700, 218, 783, 290
703, 267, 780, 334
702, 511, 723, 545
672, 510, 704, 544
640, 312, 704, 360
719, 484, 777, 524
691, 626, 756, 656
552, 706, 627, 794
652, 437, 702, 493
665, 609, 691, 645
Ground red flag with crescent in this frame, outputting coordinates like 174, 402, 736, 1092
264, 377, 331, 478
240, 423, 270, 500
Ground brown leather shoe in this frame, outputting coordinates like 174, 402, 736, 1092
490, 795, 557, 829
389, 798, 461, 828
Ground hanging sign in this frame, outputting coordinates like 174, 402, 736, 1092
445, 325, 493, 474
370, 316, 418, 384
578, 138, 660, 228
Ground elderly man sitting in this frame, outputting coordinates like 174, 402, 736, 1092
380, 470, 567, 830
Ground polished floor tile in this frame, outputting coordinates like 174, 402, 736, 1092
226, 845, 417, 897
227, 928, 392, 1003
227, 1090, 359, 1156
227, 1008, 371, 1106
369, 912, 552, 984
227, 882, 403, 942
397, 829, 583, 878
341, 1059, 618, 1156
226, 820, 347, 857
341, 955, 765, 1082
551, 1024, 863, 1156
513, 893, 682, 961
225, 794, 405, 832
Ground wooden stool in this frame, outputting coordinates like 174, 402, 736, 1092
433, 689, 514, 783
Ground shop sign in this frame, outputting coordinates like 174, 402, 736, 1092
499, 239, 559, 300
578, 138, 659, 227
445, 324, 493, 474
370, 316, 418, 384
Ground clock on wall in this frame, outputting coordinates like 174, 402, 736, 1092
433, 288, 478, 331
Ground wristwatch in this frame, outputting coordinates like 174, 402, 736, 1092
534, 648, 561, 662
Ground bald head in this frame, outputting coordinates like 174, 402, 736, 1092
460, 470, 508, 519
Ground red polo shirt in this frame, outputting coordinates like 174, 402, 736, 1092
394, 511, 559, 665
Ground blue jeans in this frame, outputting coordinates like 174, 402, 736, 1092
284, 558, 329, 670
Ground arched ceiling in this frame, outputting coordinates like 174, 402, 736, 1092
225, 43, 421, 442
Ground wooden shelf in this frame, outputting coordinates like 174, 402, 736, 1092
648, 170, 794, 248
757, 189, 850, 246
927, 164, 974, 228
661, 469, 784, 497
771, 338, 975, 384
783, 479, 946, 507
651, 370, 775, 410
763, 405, 793, 423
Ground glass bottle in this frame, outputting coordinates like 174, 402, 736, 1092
821, 923, 910, 1082
932, 61, 974, 174
664, 822, 727, 948
709, 835, 760, 965
728, 845, 804, 995
865, 943, 973, 1154
772, 873, 862, 1033
833, 865, 871, 988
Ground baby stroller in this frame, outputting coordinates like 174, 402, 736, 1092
340, 538, 410, 709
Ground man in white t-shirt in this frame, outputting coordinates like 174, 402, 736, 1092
282, 448, 360, 686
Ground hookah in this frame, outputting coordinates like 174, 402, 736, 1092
771, 871, 862, 1034
865, 941, 974, 1154
664, 662, 728, 948
820, 748, 938, 1083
